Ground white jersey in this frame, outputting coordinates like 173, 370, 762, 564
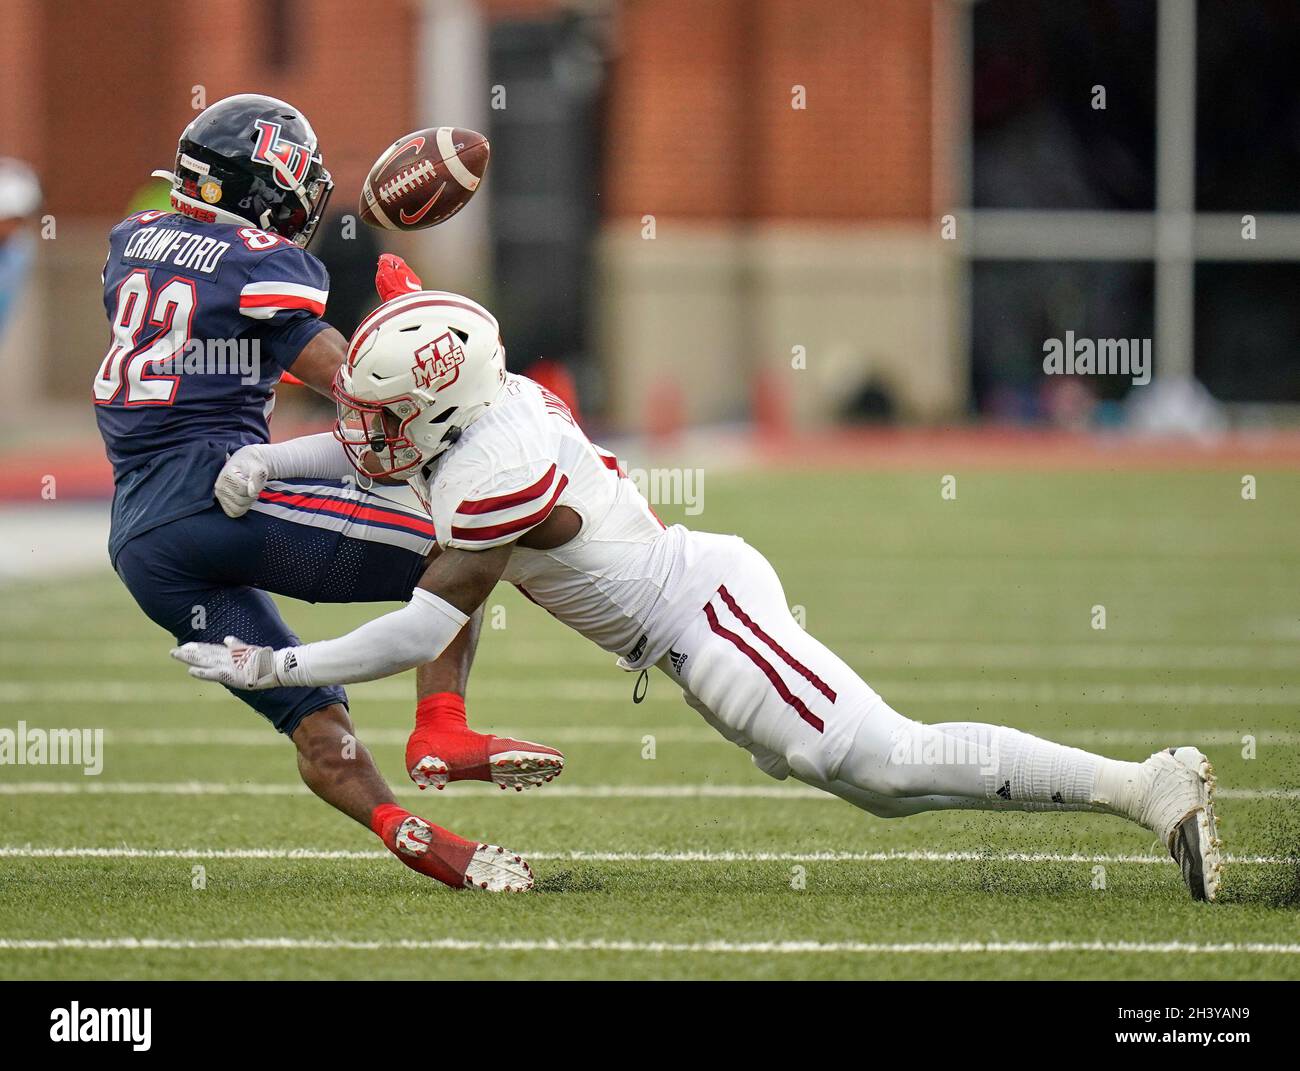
419, 374, 741, 670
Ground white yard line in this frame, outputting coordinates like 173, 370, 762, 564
84, 726, 1300, 747
0, 936, 1297, 955
835, 642, 1300, 670
0, 679, 1295, 706
0, 781, 1292, 800
0, 846, 1291, 865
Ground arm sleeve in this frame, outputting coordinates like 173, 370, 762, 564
274, 588, 469, 687
258, 432, 357, 481
240, 247, 332, 372
437, 460, 569, 551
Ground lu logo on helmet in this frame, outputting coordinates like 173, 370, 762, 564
251, 119, 315, 190
411, 332, 466, 392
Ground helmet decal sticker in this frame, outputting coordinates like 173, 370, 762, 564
251, 119, 315, 190
411, 331, 466, 393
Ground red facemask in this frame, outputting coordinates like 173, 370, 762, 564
331, 373, 425, 479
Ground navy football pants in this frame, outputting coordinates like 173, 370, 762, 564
114, 479, 434, 735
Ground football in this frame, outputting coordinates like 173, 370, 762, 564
358, 126, 489, 231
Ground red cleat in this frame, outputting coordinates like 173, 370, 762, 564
407, 694, 565, 792
371, 803, 533, 892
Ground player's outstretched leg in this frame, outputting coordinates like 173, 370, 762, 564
832, 708, 1223, 901
405, 692, 564, 793
664, 543, 1222, 902
293, 704, 534, 892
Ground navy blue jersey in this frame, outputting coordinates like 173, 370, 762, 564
93, 210, 331, 561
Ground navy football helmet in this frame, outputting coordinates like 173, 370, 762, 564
153, 93, 333, 247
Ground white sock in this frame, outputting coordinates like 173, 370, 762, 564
1090, 754, 1149, 819
841, 705, 1144, 812
931, 722, 1113, 806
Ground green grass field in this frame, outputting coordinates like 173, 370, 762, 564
1, 466, 1298, 980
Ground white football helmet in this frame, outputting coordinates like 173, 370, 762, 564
333, 290, 507, 479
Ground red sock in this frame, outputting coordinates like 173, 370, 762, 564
415, 692, 470, 732
410, 694, 491, 782
407, 693, 563, 788
370, 802, 410, 839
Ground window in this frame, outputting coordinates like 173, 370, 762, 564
964, 0, 1300, 409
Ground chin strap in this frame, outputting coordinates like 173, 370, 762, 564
263, 152, 311, 206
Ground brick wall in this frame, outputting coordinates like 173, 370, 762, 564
0, 0, 422, 401
4, 0, 419, 220
604, 0, 751, 219
605, 0, 935, 221
1, 0, 937, 227
0, 0, 952, 417
0, 0, 45, 169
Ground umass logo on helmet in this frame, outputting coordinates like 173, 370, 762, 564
411, 332, 466, 392
251, 119, 317, 190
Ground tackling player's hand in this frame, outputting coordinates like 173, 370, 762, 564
214, 445, 270, 518
171, 636, 279, 690
375, 253, 422, 301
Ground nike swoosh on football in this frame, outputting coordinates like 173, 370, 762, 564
386, 135, 426, 166
400, 182, 448, 225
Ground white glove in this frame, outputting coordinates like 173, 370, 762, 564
214, 445, 270, 518
171, 636, 280, 690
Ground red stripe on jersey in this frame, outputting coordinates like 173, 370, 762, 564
717, 585, 837, 703
240, 293, 326, 315
703, 600, 825, 733
257, 489, 435, 538
456, 463, 558, 516
451, 474, 569, 543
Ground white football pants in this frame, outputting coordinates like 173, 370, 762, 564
657, 540, 1125, 819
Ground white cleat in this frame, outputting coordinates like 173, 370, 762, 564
463, 844, 534, 892
380, 814, 535, 893
409, 748, 564, 793
409, 755, 451, 790
487, 749, 566, 793
1135, 746, 1223, 902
